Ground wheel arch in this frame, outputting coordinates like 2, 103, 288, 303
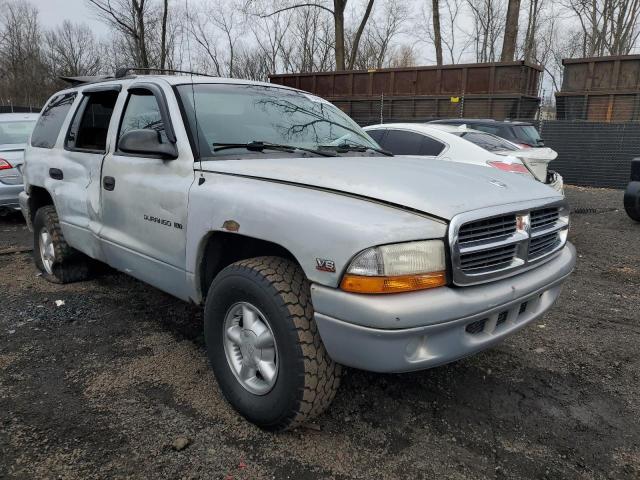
27, 185, 56, 222
196, 230, 302, 302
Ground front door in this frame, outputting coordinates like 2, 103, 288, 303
99, 82, 195, 299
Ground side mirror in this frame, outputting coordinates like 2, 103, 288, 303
118, 129, 178, 159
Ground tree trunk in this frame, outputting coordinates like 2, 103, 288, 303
334, 0, 346, 70
133, 0, 149, 68
432, 0, 443, 65
500, 0, 520, 62
347, 0, 375, 70
160, 0, 168, 69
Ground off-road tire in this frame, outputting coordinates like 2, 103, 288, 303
33, 205, 91, 283
204, 256, 341, 431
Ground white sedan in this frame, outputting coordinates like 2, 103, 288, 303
364, 123, 563, 193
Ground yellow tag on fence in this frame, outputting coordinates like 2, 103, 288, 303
450, 96, 460, 103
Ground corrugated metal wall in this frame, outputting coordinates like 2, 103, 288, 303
540, 121, 637, 189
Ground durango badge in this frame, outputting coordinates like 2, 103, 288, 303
315, 258, 336, 272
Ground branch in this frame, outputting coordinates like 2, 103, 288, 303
259, 3, 334, 18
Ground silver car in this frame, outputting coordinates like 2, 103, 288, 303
0, 113, 38, 214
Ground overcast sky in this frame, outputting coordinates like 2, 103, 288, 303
33, 0, 110, 35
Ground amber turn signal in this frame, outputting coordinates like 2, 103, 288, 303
340, 271, 447, 294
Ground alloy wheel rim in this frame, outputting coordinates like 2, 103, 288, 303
223, 301, 278, 395
39, 227, 55, 275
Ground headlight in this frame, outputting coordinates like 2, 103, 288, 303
340, 240, 447, 294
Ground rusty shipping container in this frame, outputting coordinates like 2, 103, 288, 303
269, 61, 542, 123
556, 55, 640, 122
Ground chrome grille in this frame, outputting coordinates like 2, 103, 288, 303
531, 207, 559, 230
529, 232, 560, 259
460, 244, 517, 272
458, 214, 517, 243
449, 200, 569, 286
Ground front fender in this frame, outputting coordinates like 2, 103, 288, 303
186, 172, 447, 291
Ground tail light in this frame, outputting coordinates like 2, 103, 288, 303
0, 158, 13, 170
487, 160, 530, 175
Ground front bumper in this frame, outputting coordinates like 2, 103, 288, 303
312, 243, 576, 373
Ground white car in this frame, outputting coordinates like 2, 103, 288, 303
364, 123, 563, 193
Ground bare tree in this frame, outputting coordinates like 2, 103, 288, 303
88, 0, 149, 67
0, 0, 48, 107
43, 21, 103, 77
562, 0, 640, 56
432, 0, 443, 65
500, 0, 521, 61
351, 0, 408, 69
522, 0, 542, 62
467, 0, 506, 62
417, 0, 471, 64
247, 0, 376, 71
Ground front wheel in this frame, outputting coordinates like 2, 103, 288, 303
204, 256, 341, 431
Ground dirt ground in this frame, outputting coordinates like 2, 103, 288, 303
1, 186, 639, 480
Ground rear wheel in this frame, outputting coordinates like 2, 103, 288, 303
33, 205, 92, 283
204, 256, 341, 431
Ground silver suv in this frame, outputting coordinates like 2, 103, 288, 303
20, 73, 576, 430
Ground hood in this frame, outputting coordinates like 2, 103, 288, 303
496, 147, 557, 182
201, 156, 562, 220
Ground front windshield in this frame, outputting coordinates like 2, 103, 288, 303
0, 120, 36, 145
456, 131, 518, 152
176, 83, 379, 157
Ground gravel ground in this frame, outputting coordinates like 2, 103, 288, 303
1, 186, 639, 480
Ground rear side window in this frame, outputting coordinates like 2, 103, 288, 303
366, 129, 386, 145
119, 91, 166, 143
458, 132, 518, 152
383, 129, 445, 156
383, 130, 425, 155
420, 136, 445, 156
66, 91, 119, 153
31, 93, 77, 148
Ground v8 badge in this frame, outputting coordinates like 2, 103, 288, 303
315, 258, 336, 273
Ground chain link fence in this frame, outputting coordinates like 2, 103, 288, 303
539, 120, 637, 189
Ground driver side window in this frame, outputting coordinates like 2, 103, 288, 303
119, 91, 167, 144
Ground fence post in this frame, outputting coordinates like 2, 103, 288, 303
380, 92, 384, 124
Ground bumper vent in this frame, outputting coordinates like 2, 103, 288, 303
450, 202, 569, 286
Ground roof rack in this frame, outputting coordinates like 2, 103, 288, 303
114, 67, 216, 78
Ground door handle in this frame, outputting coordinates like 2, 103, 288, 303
103, 176, 115, 191
49, 168, 63, 180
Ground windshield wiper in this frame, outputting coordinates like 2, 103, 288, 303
212, 141, 337, 157
319, 142, 393, 157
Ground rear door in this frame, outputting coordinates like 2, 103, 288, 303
57, 85, 121, 257
99, 81, 195, 299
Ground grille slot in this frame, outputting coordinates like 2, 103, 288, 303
460, 244, 517, 271
529, 232, 560, 259
458, 214, 517, 244
531, 207, 559, 230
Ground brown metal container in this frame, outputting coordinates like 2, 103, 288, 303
556, 55, 640, 121
270, 61, 542, 97
270, 61, 542, 122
